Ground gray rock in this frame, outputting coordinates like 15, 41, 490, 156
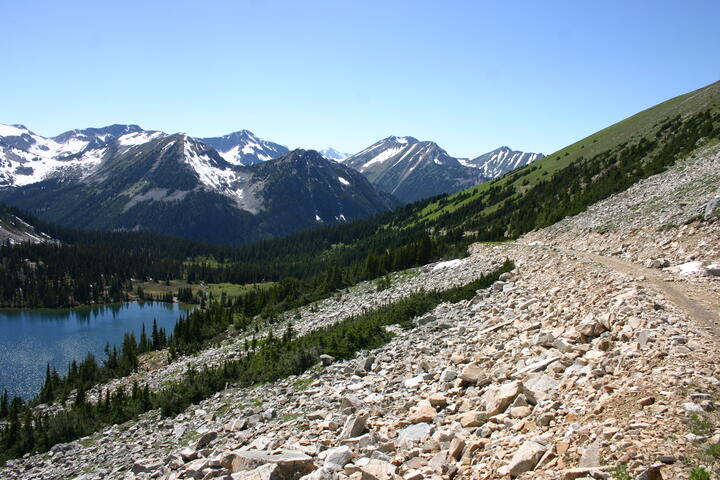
397, 423, 432, 448
340, 414, 368, 439
195, 430, 218, 449
323, 445, 352, 471
319, 354, 335, 366
579, 441, 601, 468
505, 440, 546, 476
131, 458, 163, 474
439, 368, 457, 383
523, 373, 560, 404
705, 196, 720, 218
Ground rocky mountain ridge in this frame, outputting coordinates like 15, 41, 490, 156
343, 137, 542, 203
460, 147, 544, 179
343, 137, 480, 204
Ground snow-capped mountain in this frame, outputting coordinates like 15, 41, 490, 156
343, 136, 480, 204
343, 137, 544, 203
199, 130, 289, 166
319, 148, 351, 162
0, 127, 397, 245
0, 123, 164, 187
461, 146, 544, 179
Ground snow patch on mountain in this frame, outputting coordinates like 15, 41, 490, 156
358, 145, 405, 170
0, 124, 27, 137
117, 131, 165, 147
181, 137, 237, 192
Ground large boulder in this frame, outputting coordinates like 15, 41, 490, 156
409, 401, 437, 423
505, 441, 547, 476
340, 414, 368, 439
359, 459, 396, 480
131, 458, 163, 474
523, 373, 560, 404
459, 363, 489, 385
397, 423, 432, 449
226, 450, 315, 479
323, 445, 353, 471
485, 381, 522, 415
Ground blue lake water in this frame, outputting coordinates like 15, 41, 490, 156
0, 302, 192, 400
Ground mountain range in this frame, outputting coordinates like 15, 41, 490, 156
343, 137, 542, 203
0, 129, 397, 244
0, 123, 541, 243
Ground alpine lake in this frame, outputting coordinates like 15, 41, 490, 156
0, 301, 193, 400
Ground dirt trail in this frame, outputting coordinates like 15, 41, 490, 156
556, 247, 720, 336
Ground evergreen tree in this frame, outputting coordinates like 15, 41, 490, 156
0, 389, 8, 418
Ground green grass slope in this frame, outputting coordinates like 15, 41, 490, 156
413, 80, 720, 235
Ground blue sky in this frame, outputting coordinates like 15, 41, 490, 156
2, 0, 718, 157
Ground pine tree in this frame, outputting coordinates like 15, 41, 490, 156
151, 318, 160, 349
0, 389, 8, 418
139, 324, 150, 353
75, 383, 86, 406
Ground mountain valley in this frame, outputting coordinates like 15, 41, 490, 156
0, 81, 718, 480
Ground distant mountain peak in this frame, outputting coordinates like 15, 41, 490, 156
320, 147, 351, 162
462, 146, 544, 179
200, 130, 288, 166
344, 136, 479, 203
385, 135, 419, 145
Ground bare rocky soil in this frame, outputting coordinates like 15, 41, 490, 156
2, 145, 719, 480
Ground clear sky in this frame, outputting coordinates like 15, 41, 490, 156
2, 0, 718, 158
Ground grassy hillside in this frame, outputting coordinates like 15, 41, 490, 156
414, 80, 720, 233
